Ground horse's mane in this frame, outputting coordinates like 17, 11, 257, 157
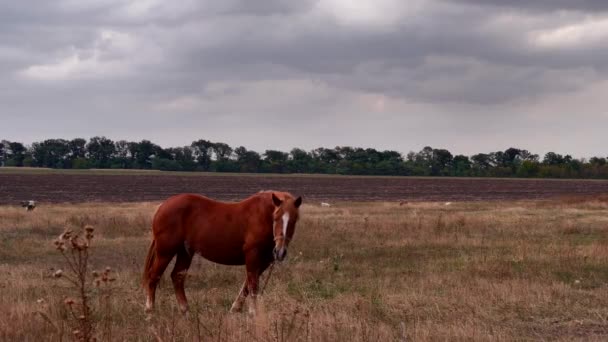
254, 190, 294, 201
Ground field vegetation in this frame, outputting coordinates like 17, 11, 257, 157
1, 197, 607, 340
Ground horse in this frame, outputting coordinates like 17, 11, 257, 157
142, 191, 302, 314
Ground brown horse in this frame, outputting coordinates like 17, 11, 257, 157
142, 191, 302, 313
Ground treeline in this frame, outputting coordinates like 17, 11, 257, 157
1, 137, 608, 179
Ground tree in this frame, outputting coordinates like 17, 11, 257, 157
4, 141, 28, 166
288, 148, 313, 173
211, 142, 233, 161
130, 140, 162, 169
589, 157, 606, 166
263, 150, 289, 173
0, 140, 6, 166
312, 147, 341, 174
191, 139, 214, 171
234, 146, 261, 173
431, 148, 453, 176
543, 152, 574, 166
69, 138, 87, 160
31, 139, 71, 168
112, 140, 132, 168
166, 147, 197, 171
452, 155, 471, 176
86, 137, 115, 168
471, 153, 492, 175
517, 160, 540, 178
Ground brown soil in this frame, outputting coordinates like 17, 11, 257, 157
2, 173, 608, 204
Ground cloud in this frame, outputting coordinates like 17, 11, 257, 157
530, 17, 608, 49
18, 29, 162, 81
1, 0, 607, 157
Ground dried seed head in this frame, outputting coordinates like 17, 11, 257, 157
59, 230, 72, 240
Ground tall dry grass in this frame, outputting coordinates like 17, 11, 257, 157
0, 198, 607, 341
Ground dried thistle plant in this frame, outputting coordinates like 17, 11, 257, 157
51, 225, 114, 342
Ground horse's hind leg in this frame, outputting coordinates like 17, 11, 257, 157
171, 245, 194, 313
146, 251, 173, 312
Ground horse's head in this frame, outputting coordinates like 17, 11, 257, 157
271, 193, 302, 262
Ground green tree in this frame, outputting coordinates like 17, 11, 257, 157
288, 148, 313, 173
234, 146, 261, 173
263, 150, 289, 173
69, 138, 87, 160
86, 137, 115, 168
5, 141, 28, 166
191, 139, 214, 171
452, 155, 471, 176
0, 140, 6, 166
130, 140, 162, 169
31, 139, 71, 168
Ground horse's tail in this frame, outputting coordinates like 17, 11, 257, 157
142, 239, 156, 287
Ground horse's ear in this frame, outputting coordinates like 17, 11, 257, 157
272, 193, 282, 207
294, 196, 302, 208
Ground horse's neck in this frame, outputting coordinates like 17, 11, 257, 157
244, 195, 274, 225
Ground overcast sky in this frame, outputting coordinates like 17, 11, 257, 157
1, 0, 607, 158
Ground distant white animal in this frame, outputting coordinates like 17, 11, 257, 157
444, 202, 452, 206
321, 202, 331, 207
21, 200, 36, 211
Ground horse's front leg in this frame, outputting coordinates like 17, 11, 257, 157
246, 270, 260, 315
238, 251, 271, 315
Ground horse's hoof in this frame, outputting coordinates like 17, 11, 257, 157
179, 305, 189, 315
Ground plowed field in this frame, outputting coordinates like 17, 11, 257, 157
2, 172, 608, 204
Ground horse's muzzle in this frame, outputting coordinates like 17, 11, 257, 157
273, 247, 287, 261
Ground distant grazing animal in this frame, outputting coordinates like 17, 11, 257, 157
142, 191, 302, 314
399, 200, 408, 206
321, 202, 331, 207
444, 202, 452, 206
21, 200, 36, 211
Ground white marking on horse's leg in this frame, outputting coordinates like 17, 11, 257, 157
145, 296, 153, 312
248, 295, 257, 316
282, 212, 289, 237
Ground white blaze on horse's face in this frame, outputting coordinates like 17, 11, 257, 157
282, 212, 289, 238
273, 211, 290, 262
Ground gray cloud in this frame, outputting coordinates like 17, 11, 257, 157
444, 0, 608, 13
1, 0, 607, 157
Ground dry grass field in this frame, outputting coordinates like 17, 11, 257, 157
1, 197, 608, 341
